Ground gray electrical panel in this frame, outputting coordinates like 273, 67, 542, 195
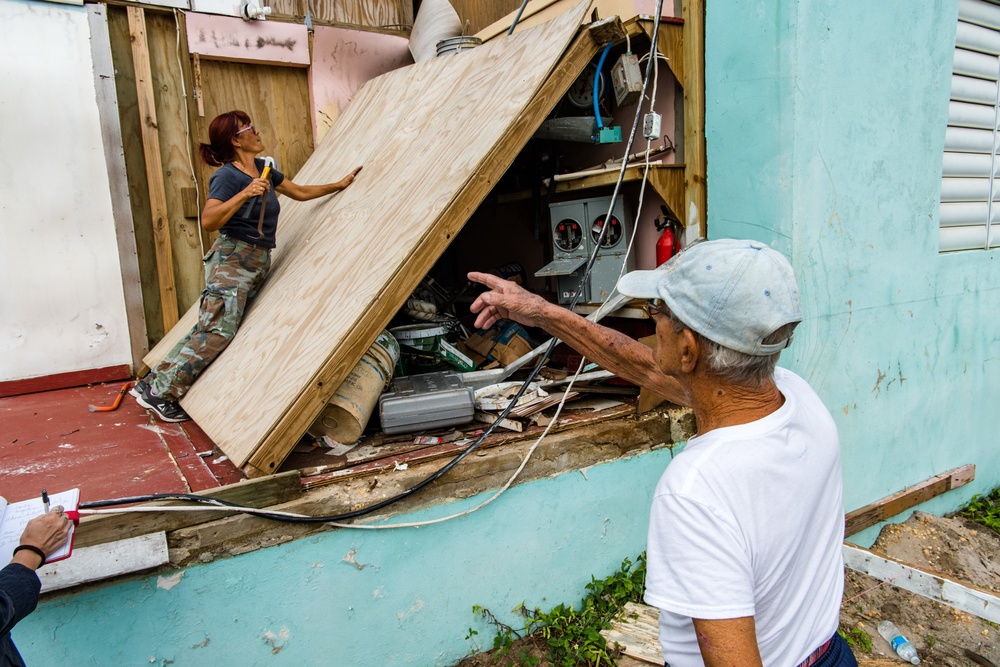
534, 195, 635, 305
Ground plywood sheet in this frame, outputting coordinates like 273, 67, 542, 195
146, 2, 596, 475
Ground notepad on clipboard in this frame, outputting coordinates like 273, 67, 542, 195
0, 489, 80, 565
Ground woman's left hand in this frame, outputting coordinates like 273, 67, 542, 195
338, 166, 363, 189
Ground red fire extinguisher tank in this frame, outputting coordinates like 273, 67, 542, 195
654, 206, 681, 266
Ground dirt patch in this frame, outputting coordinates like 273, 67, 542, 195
453, 511, 1000, 667
842, 511, 1000, 666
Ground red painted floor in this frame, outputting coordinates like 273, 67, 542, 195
0, 381, 244, 505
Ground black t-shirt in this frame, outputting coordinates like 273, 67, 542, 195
208, 159, 286, 248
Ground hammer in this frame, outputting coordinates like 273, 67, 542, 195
253, 156, 276, 239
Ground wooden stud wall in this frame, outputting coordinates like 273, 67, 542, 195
449, 0, 523, 35
108, 7, 206, 344
681, 0, 705, 236
308, 0, 414, 30
128, 6, 180, 332
189, 60, 313, 203
144, 10, 207, 317
146, 2, 596, 476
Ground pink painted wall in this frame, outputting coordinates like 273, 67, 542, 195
309, 27, 413, 144
185, 13, 310, 66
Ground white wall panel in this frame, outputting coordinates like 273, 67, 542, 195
0, 0, 129, 381
940, 224, 988, 251
951, 73, 997, 104
953, 48, 998, 80
944, 125, 996, 152
940, 201, 992, 226
960, 0, 1000, 30
940, 176, 997, 201
957, 20, 1000, 55
942, 150, 999, 177
947, 100, 996, 128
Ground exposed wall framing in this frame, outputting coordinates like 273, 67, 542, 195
449, 0, 524, 35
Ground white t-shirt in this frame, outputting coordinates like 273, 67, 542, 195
643, 367, 844, 666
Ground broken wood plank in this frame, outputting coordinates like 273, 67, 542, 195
844, 464, 975, 537
74, 470, 301, 549
842, 543, 1000, 624
681, 0, 706, 236
38, 533, 168, 594
601, 602, 662, 665
127, 5, 179, 331
302, 403, 635, 488
509, 391, 579, 418
637, 17, 684, 84
474, 411, 524, 432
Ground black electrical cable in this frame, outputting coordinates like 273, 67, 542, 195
81, 1, 667, 526
507, 0, 531, 36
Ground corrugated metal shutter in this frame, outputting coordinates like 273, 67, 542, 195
941, 0, 1000, 251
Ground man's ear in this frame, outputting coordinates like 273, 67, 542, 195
678, 328, 699, 373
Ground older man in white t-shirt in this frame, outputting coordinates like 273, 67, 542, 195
469, 239, 853, 667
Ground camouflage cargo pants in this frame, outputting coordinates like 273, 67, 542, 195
149, 235, 271, 400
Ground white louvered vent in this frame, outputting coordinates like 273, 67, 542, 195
941, 0, 1000, 251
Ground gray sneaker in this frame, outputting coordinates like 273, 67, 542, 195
132, 379, 190, 423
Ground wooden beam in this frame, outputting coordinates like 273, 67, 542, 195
128, 5, 179, 331
39, 534, 168, 594
88, 5, 149, 372
241, 10, 602, 477
844, 464, 975, 537
843, 543, 1000, 624
637, 18, 683, 84
681, 0, 706, 236
74, 470, 302, 549
475, 0, 564, 41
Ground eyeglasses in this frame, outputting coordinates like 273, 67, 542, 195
235, 125, 258, 136
643, 299, 668, 319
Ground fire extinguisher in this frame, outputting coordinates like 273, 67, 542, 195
654, 205, 681, 266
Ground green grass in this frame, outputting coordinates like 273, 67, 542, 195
469, 554, 647, 666
958, 486, 1000, 536
839, 627, 872, 652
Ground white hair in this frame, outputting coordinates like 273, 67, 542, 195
660, 307, 797, 387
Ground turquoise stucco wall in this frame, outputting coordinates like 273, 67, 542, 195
15, 451, 672, 666
12, 3, 1000, 665
706, 0, 1000, 545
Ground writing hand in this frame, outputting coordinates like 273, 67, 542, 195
14, 511, 72, 568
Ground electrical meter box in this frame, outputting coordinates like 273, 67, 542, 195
611, 53, 643, 107
534, 195, 635, 305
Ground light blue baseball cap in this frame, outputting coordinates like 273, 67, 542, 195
616, 238, 802, 356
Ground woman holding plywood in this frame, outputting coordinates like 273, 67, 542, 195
133, 110, 362, 423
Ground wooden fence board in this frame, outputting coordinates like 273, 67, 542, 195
309, 0, 413, 31
844, 464, 976, 538
129, 6, 180, 331
146, 3, 595, 475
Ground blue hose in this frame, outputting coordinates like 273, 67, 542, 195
594, 42, 613, 128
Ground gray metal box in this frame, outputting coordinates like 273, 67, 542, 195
535, 195, 634, 305
378, 371, 475, 435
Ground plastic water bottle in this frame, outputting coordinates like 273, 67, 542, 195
877, 620, 920, 664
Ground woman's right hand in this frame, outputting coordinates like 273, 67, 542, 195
244, 177, 271, 199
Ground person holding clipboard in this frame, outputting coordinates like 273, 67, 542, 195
1, 504, 71, 665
